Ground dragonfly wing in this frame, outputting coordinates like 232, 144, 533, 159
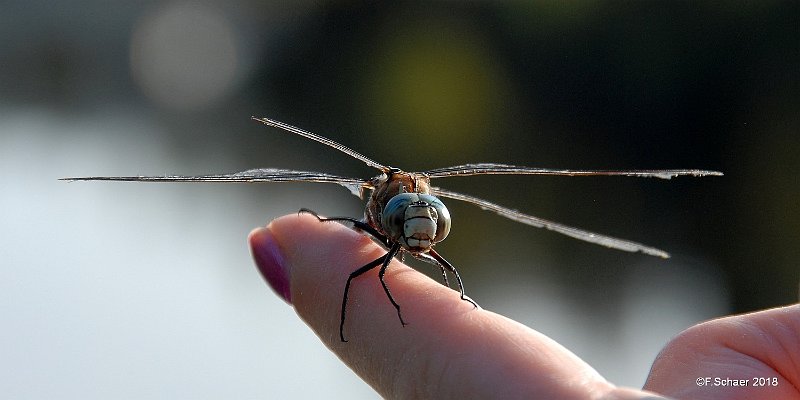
61, 168, 371, 198
252, 117, 388, 172
431, 186, 671, 258
424, 163, 723, 180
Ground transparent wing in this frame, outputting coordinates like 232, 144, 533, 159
425, 163, 723, 180
431, 186, 671, 258
61, 168, 371, 198
252, 117, 388, 172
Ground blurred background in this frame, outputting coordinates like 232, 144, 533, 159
2, 1, 797, 398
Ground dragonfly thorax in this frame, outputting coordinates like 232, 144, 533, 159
380, 193, 451, 253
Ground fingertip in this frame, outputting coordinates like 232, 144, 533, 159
249, 226, 292, 304
249, 213, 350, 304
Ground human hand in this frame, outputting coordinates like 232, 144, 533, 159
249, 213, 799, 399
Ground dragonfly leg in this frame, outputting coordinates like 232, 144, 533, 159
377, 244, 405, 328
339, 243, 405, 342
299, 208, 389, 247
440, 266, 450, 288
340, 253, 388, 342
428, 249, 478, 309
416, 253, 451, 288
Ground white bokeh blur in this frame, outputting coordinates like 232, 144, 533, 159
130, 2, 244, 110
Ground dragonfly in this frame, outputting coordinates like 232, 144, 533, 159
63, 117, 723, 341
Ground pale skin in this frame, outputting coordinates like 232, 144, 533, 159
249, 213, 799, 399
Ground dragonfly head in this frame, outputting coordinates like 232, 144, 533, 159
381, 193, 451, 253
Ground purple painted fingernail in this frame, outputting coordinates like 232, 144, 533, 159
249, 228, 292, 304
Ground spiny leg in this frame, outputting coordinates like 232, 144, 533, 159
438, 265, 450, 288
417, 253, 451, 288
377, 244, 404, 327
428, 249, 478, 308
340, 254, 389, 342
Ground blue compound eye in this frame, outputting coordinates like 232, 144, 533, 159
381, 193, 451, 251
381, 193, 416, 242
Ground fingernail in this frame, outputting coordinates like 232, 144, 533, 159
249, 227, 292, 304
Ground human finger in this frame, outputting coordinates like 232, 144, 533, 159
250, 213, 666, 399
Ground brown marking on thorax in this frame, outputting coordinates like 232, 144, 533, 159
365, 169, 431, 235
